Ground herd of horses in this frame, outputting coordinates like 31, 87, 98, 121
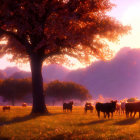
2, 103, 27, 112
63, 100, 140, 119
2, 101, 140, 119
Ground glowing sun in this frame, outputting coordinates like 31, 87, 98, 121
110, 2, 140, 53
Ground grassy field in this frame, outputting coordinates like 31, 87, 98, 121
0, 106, 140, 140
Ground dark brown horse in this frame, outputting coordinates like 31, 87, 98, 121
63, 101, 73, 112
96, 100, 117, 118
22, 103, 27, 107
85, 102, 94, 113
3, 105, 10, 112
125, 102, 140, 118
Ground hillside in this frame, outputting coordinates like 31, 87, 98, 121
0, 47, 140, 99
65, 47, 140, 99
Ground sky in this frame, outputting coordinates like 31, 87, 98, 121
108, 0, 140, 51
1, 0, 140, 71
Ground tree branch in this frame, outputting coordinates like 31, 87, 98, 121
0, 29, 31, 55
41, 49, 62, 62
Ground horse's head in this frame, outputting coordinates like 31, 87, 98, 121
111, 100, 117, 110
85, 102, 91, 106
70, 101, 73, 105
111, 100, 117, 103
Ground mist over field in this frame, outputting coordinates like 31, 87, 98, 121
65, 47, 140, 99
0, 47, 139, 100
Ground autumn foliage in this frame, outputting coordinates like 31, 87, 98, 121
0, 78, 32, 105
0, 0, 130, 113
45, 80, 92, 102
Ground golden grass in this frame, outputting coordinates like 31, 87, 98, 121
0, 106, 140, 140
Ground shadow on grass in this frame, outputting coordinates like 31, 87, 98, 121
0, 136, 10, 140
42, 112, 64, 116
114, 118, 139, 125
0, 114, 38, 126
0, 137, 11, 140
78, 119, 110, 126
49, 133, 73, 140
49, 134, 66, 140
0, 117, 7, 122
0, 112, 64, 126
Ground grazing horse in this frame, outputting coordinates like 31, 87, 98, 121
63, 101, 73, 112
85, 102, 94, 113
121, 102, 126, 114
115, 103, 121, 115
96, 100, 117, 118
125, 102, 140, 118
3, 105, 10, 112
22, 103, 27, 107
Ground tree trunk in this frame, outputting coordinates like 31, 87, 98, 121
30, 54, 48, 114
11, 96, 15, 106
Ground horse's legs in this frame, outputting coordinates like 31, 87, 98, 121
104, 112, 106, 118
63, 107, 65, 112
107, 112, 110, 118
133, 112, 136, 118
97, 111, 100, 118
126, 111, 128, 118
130, 112, 133, 117
111, 112, 113, 118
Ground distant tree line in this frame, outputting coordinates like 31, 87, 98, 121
0, 78, 32, 105
45, 80, 92, 105
0, 79, 92, 105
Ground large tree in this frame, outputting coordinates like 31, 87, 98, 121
0, 0, 130, 113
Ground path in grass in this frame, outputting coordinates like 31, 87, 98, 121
0, 106, 140, 140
